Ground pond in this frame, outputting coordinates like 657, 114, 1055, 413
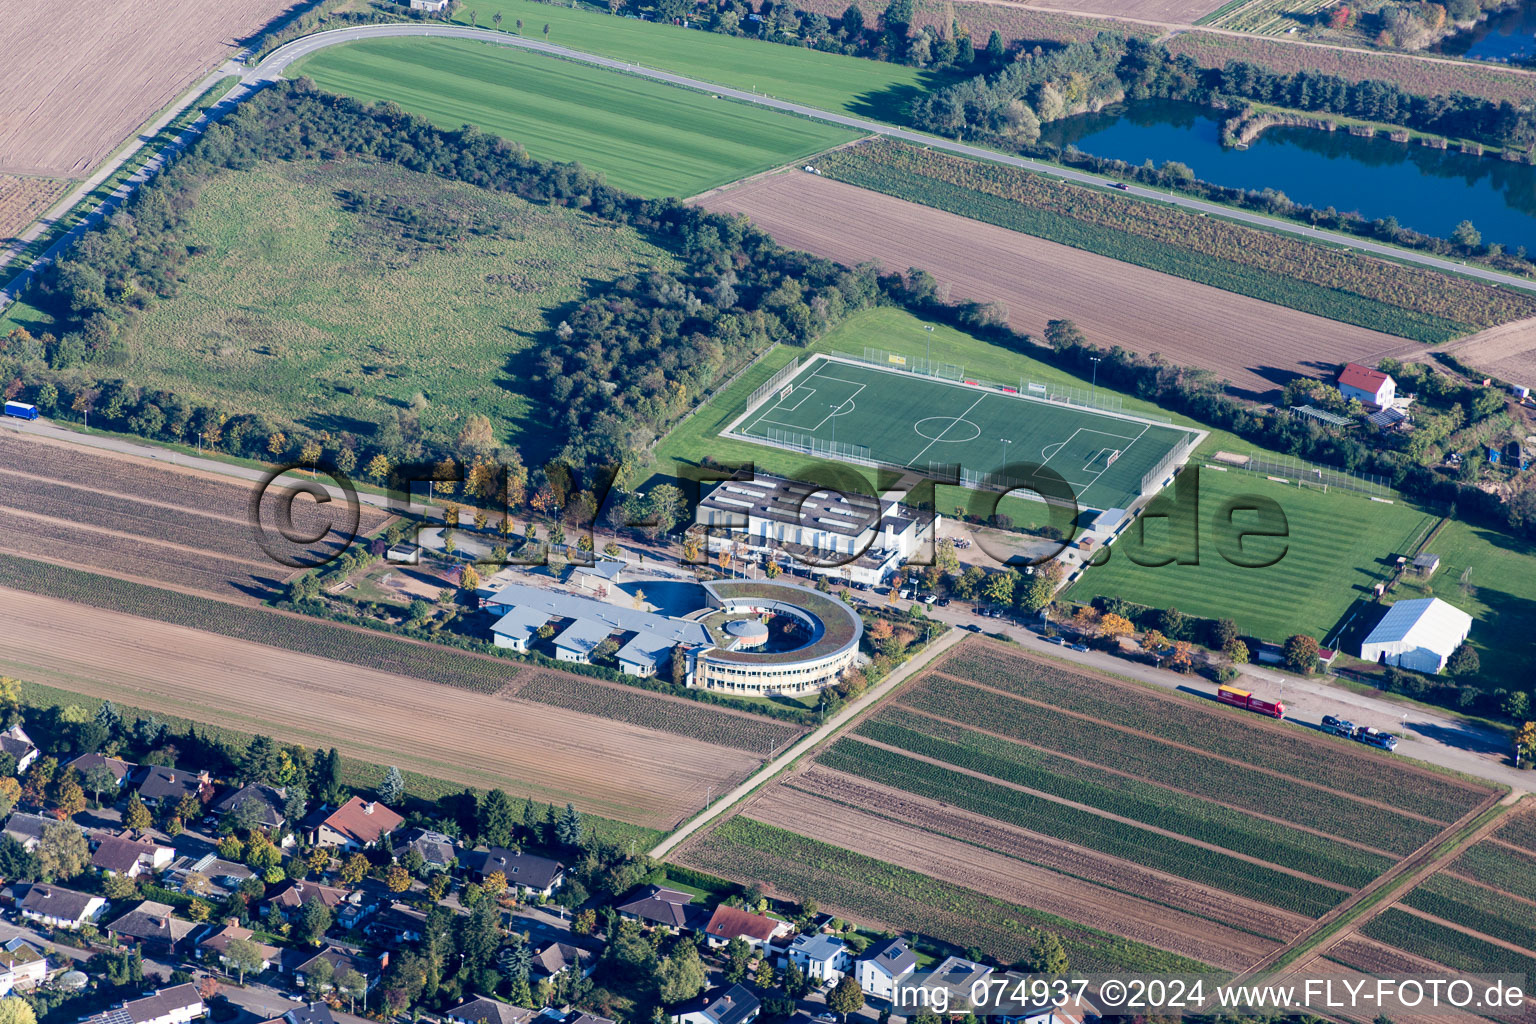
1039, 99, 1536, 251
1434, 1, 1536, 63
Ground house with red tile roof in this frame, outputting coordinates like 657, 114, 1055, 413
1337, 363, 1396, 409
303, 797, 403, 851
702, 905, 790, 949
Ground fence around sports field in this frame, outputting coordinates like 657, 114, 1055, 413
1202, 450, 1394, 499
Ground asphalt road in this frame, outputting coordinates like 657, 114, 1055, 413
5, 20, 1534, 314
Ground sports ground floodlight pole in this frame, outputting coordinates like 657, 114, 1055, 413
1090, 356, 1102, 394
999, 437, 1012, 484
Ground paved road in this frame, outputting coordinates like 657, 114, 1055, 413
5, 20, 1533, 313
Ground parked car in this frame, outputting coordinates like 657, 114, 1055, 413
1069, 643, 1090, 652
964, 623, 982, 632
1045, 636, 1067, 646
1321, 715, 1355, 738
937, 597, 951, 606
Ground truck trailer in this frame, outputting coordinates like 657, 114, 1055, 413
2, 401, 38, 420
1217, 685, 1285, 720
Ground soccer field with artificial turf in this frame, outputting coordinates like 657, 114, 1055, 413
731, 355, 1200, 513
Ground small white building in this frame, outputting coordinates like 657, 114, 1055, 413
409, 0, 450, 11
855, 937, 916, 998
1337, 363, 1396, 409
19, 885, 106, 930
786, 933, 851, 984
1359, 597, 1472, 674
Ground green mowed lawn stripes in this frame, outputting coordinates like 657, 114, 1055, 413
818, 737, 1348, 917
737, 355, 1193, 512
1390, 518, 1536, 694
1452, 841, 1536, 904
293, 38, 859, 197
121, 159, 670, 459
1069, 467, 1438, 642
683, 815, 1208, 972
447, 0, 934, 121
878, 691, 1424, 854
940, 645, 1491, 824
1403, 873, 1536, 952
857, 714, 1391, 887
1360, 908, 1536, 985
888, 688, 1437, 855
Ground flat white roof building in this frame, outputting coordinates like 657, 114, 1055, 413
1359, 597, 1472, 675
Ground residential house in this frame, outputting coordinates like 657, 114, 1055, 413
0, 725, 38, 775
616, 886, 701, 930
18, 884, 106, 929
392, 827, 458, 872
671, 985, 760, 1024
702, 906, 789, 949
855, 937, 916, 999
64, 753, 136, 791
461, 848, 564, 898
198, 921, 279, 973
79, 984, 205, 1024
107, 900, 197, 954
91, 833, 175, 877
303, 797, 403, 851
134, 766, 215, 810
409, 0, 451, 11
0, 938, 47, 995
531, 942, 594, 980
2, 812, 59, 851
264, 879, 359, 924
444, 996, 533, 1024
925, 956, 993, 999
787, 933, 851, 984
1337, 363, 1397, 409
293, 947, 383, 991
364, 901, 427, 944
167, 854, 254, 895
211, 783, 288, 833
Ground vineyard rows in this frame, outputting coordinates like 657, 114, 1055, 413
1450, 840, 1536, 904
861, 714, 1390, 887
682, 816, 1208, 973
515, 673, 803, 751
0, 554, 514, 694
1493, 811, 1536, 854
1360, 908, 1536, 983
818, 738, 1347, 917
893, 685, 1435, 855
939, 648, 1490, 823
817, 141, 1532, 342
1402, 873, 1536, 952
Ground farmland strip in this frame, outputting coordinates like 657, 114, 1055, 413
819, 737, 1349, 916
750, 781, 1277, 970
937, 644, 1489, 822
857, 714, 1392, 886
1359, 908, 1536, 983
680, 815, 1211, 972
1491, 809, 1536, 854
1448, 841, 1536, 905
888, 697, 1418, 855
1402, 874, 1536, 952
787, 765, 1308, 943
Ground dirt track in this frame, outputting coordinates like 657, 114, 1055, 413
696, 172, 1405, 399
0, 0, 293, 177
0, 587, 753, 828
1023, 0, 1225, 19
1419, 316, 1536, 389
750, 768, 1285, 969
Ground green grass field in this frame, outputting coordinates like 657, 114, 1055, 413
734, 355, 1196, 512
110, 158, 673, 458
1069, 469, 1438, 643
1390, 518, 1536, 694
291, 38, 859, 197
446, 0, 935, 122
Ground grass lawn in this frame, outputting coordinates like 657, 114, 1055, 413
291, 37, 860, 198
110, 157, 674, 459
445, 0, 936, 123
1390, 518, 1536, 694
1069, 469, 1438, 644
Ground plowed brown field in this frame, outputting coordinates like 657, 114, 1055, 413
0, 587, 752, 828
0, 0, 292, 177
1027, 0, 1224, 20
749, 768, 1283, 969
0, 430, 386, 598
696, 172, 1404, 399
0, 176, 67, 244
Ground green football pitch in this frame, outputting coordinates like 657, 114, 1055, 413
732, 357, 1200, 512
